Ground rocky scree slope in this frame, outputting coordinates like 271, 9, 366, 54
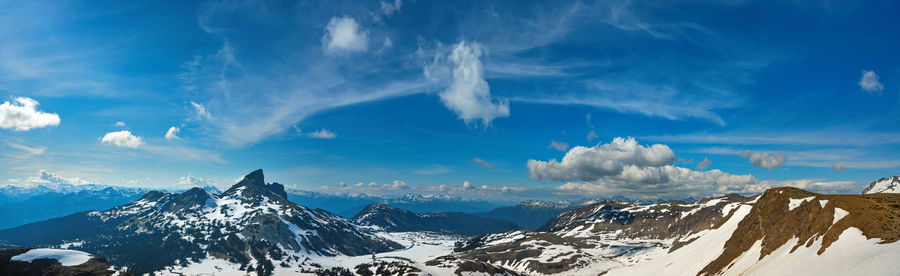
429, 194, 753, 275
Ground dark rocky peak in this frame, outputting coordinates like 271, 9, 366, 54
163, 187, 212, 212
139, 190, 168, 201
355, 203, 412, 217
224, 169, 288, 199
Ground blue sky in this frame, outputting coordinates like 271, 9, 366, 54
1, 0, 898, 201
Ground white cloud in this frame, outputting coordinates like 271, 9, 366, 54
524, 137, 850, 197
696, 157, 712, 170
380, 0, 403, 16
473, 157, 494, 168
114, 121, 126, 127
190, 101, 212, 120
741, 150, 786, 169
390, 180, 408, 190
528, 137, 676, 182
437, 41, 510, 126
462, 181, 473, 189
415, 164, 451, 175
549, 141, 569, 151
322, 17, 368, 54
858, 70, 884, 93
307, 129, 336, 139
165, 126, 181, 140
100, 130, 144, 148
178, 173, 217, 187
0, 96, 60, 131
24, 170, 98, 187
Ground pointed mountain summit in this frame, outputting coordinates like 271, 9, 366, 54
0, 169, 402, 275
225, 169, 288, 199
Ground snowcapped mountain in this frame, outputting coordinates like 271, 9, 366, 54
0, 172, 150, 229
862, 176, 900, 194
429, 188, 900, 276
474, 200, 575, 229
378, 193, 502, 213
0, 169, 402, 275
352, 203, 521, 235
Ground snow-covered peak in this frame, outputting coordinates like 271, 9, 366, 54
861, 176, 900, 194
519, 199, 570, 208
394, 193, 457, 202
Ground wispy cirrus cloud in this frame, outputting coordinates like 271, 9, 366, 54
472, 157, 494, 168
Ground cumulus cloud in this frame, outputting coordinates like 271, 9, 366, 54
528, 137, 676, 182
549, 141, 569, 152
165, 127, 181, 140
0, 96, 61, 131
190, 101, 212, 120
526, 137, 802, 197
178, 174, 217, 187
100, 130, 144, 148
858, 70, 884, 93
462, 181, 473, 189
741, 150, 786, 169
18, 170, 99, 188
437, 41, 510, 125
114, 121, 126, 127
473, 157, 494, 168
307, 129, 336, 139
696, 157, 712, 170
322, 17, 368, 54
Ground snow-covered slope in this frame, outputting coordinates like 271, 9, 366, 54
11, 248, 92, 266
424, 188, 900, 276
862, 176, 900, 194
0, 169, 402, 275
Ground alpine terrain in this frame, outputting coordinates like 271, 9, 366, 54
0, 169, 402, 275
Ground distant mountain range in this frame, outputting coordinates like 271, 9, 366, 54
1, 172, 897, 276
473, 200, 575, 229
352, 203, 521, 235
0, 183, 148, 229
287, 190, 504, 218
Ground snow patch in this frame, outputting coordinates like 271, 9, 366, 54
11, 248, 92, 266
832, 207, 849, 226
787, 196, 815, 211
